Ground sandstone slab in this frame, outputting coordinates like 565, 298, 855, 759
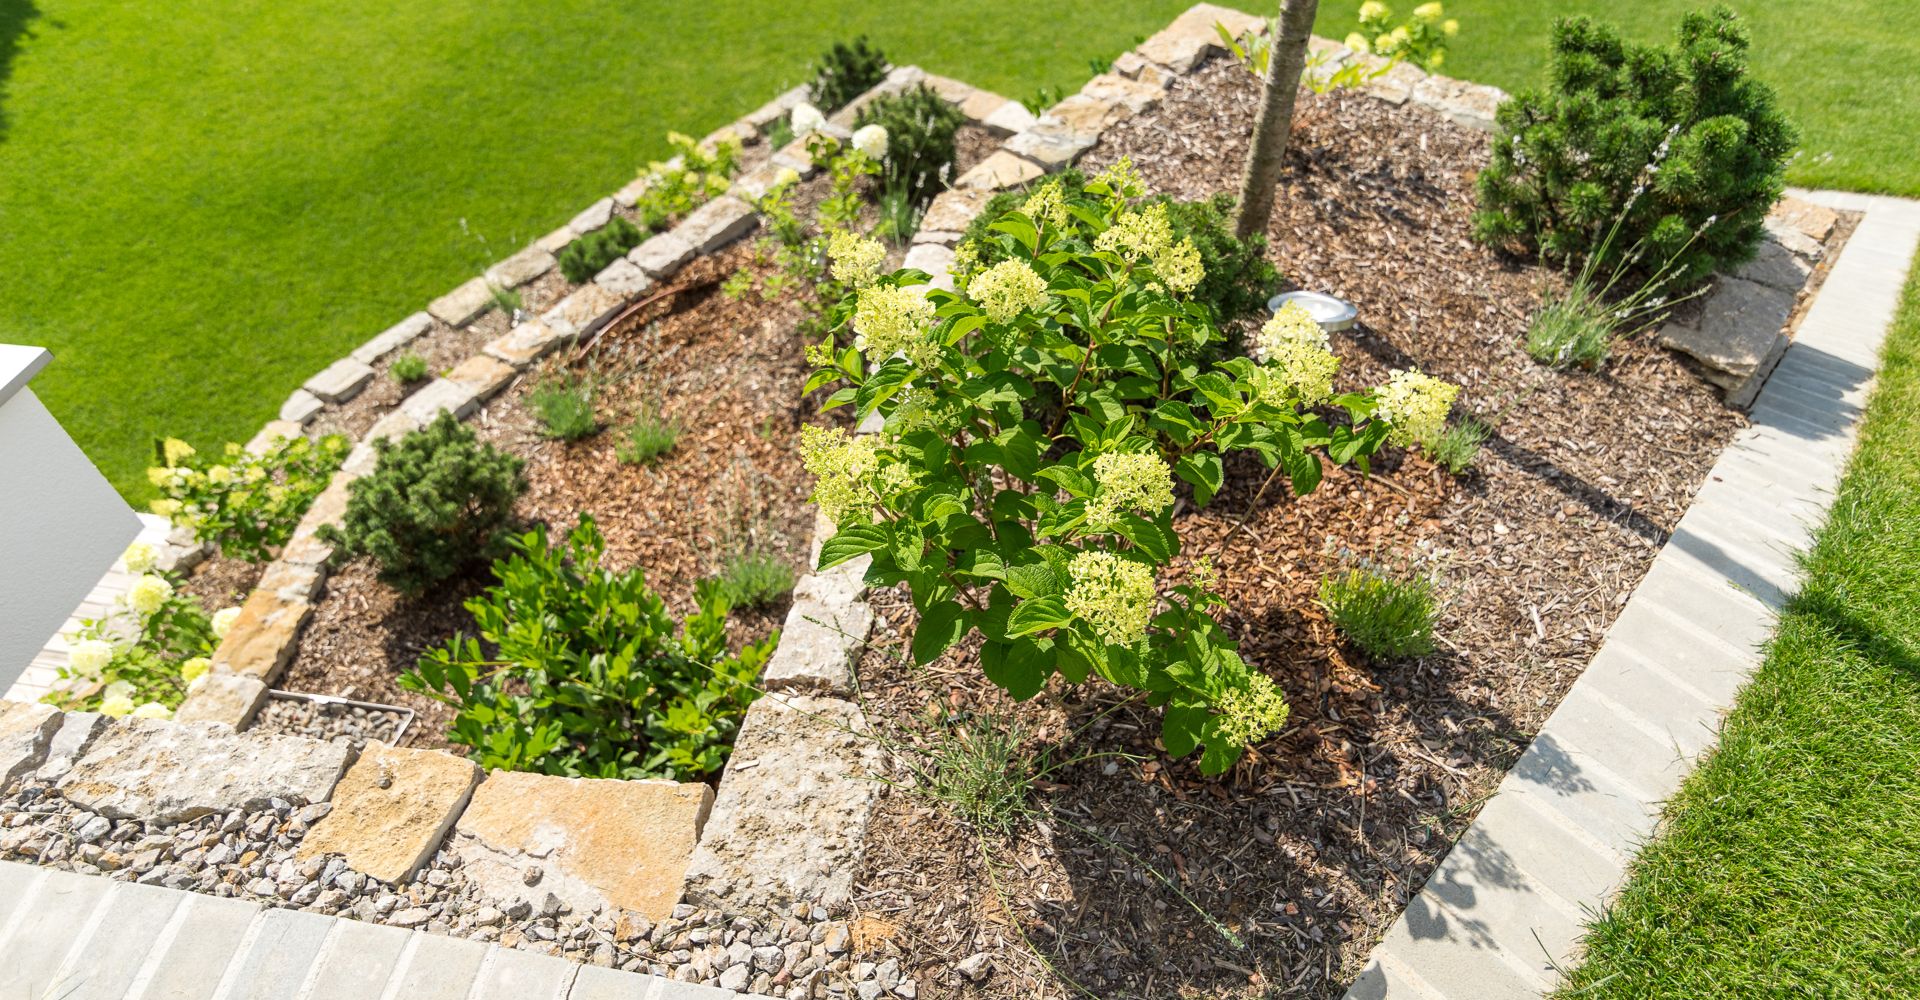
429, 277, 496, 327
1771, 196, 1839, 243
1135, 2, 1260, 73
682, 694, 882, 915
351, 312, 434, 365
535, 226, 578, 254
762, 597, 873, 696
679, 196, 759, 255
542, 282, 627, 339
174, 671, 268, 727
740, 84, 809, 131
594, 257, 653, 299
279, 388, 324, 425
612, 175, 651, 210
299, 742, 482, 884
244, 420, 305, 456
1410, 74, 1505, 131
401, 377, 483, 424
568, 197, 616, 235
1111, 51, 1174, 88
628, 229, 697, 279
921, 73, 974, 104
902, 242, 956, 279
955, 151, 1046, 192
1660, 276, 1795, 404
485, 245, 557, 290
210, 589, 313, 682
452, 771, 714, 922
58, 718, 350, 823
1080, 73, 1166, 115
34, 710, 106, 781
257, 560, 324, 603
920, 189, 991, 234
980, 99, 1039, 136
302, 358, 375, 404
1363, 58, 1429, 105
484, 320, 573, 369
1733, 236, 1815, 291
1, 701, 62, 786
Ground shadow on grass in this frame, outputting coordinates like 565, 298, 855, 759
0, 0, 44, 145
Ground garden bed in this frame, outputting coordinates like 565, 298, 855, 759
842, 56, 1789, 1000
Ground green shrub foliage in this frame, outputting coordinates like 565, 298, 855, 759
807, 37, 888, 113
1472, 6, 1797, 288
147, 433, 350, 563
557, 216, 644, 284
1320, 563, 1438, 659
855, 84, 967, 207
403, 515, 773, 780
321, 412, 527, 594
961, 170, 1280, 330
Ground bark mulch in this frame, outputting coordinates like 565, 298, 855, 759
846, 57, 1748, 1000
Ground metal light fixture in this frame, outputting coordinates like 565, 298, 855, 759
1268, 291, 1359, 333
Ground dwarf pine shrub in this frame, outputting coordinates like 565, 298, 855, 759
806, 37, 887, 112
1473, 6, 1797, 288
321, 412, 526, 594
558, 216, 644, 284
855, 84, 966, 208
389, 352, 429, 384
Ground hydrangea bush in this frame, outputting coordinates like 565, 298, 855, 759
633, 130, 741, 232
44, 543, 238, 718
802, 163, 1458, 773
147, 433, 349, 563
1347, 1, 1458, 71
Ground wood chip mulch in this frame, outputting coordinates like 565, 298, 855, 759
847, 57, 1746, 1000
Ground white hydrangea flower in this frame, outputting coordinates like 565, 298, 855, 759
1252, 303, 1340, 406
127, 574, 174, 617
1064, 551, 1157, 646
851, 124, 888, 160
102, 680, 135, 702
968, 259, 1049, 324
774, 166, 802, 188
122, 541, 157, 575
212, 606, 242, 640
791, 103, 826, 138
180, 657, 211, 684
131, 702, 172, 720
98, 695, 135, 718
1374, 368, 1461, 448
69, 639, 113, 678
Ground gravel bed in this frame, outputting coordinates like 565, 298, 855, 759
248, 695, 409, 751
0, 780, 896, 998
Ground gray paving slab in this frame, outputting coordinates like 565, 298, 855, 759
1661, 518, 1800, 609
470, 944, 579, 1000
655, 979, 747, 999
0, 859, 48, 935
58, 880, 187, 999
218, 906, 335, 1000
136, 893, 261, 1000
1410, 832, 1589, 979
0, 866, 109, 999
1345, 953, 1446, 1000
385, 931, 492, 1000
1458, 791, 1626, 910
304, 917, 412, 999
1502, 729, 1663, 858
1537, 682, 1697, 801
1575, 645, 1722, 758
569, 963, 665, 999
1370, 896, 1548, 1000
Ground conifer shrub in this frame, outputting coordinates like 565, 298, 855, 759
1472, 6, 1797, 288
321, 412, 527, 594
806, 37, 888, 113
855, 84, 967, 208
557, 216, 644, 284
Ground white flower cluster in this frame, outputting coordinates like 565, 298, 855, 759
1251, 303, 1340, 406
1064, 551, 1157, 646
851, 124, 888, 161
1095, 204, 1204, 295
853, 285, 940, 370
128, 574, 174, 617
1085, 451, 1176, 531
1374, 368, 1460, 448
791, 103, 826, 138
968, 259, 1049, 324
827, 230, 888, 288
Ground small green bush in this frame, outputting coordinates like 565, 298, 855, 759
146, 433, 350, 563
1320, 563, 1438, 660
402, 515, 773, 780
558, 216, 644, 284
960, 170, 1280, 329
710, 551, 797, 609
616, 407, 681, 466
855, 83, 967, 207
1526, 280, 1615, 369
527, 373, 599, 441
1472, 7, 1797, 289
320, 412, 527, 595
807, 37, 888, 112
634, 131, 740, 232
390, 352, 429, 384
1429, 418, 1491, 476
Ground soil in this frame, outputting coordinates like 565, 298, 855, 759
845, 58, 1763, 1000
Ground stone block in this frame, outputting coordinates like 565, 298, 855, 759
612, 174, 651, 210
595, 257, 654, 299
138, 893, 261, 1000
34, 710, 107, 780
902, 241, 956, 279
762, 598, 874, 696
448, 353, 520, 401
682, 694, 882, 915
741, 84, 810, 132
1006, 111, 1107, 170
300, 741, 483, 884
921, 188, 992, 234
453, 770, 714, 922
536, 225, 578, 254
175, 671, 269, 727
954, 150, 1046, 191
959, 93, 1025, 137
1658, 276, 1795, 392
279, 388, 324, 425
401, 377, 483, 424
679, 195, 759, 255
244, 419, 306, 455
362, 408, 423, 446
1410, 74, 1504, 131
0, 867, 111, 996
1771, 196, 1839, 244
1080, 72, 1166, 115
429, 276, 496, 327
542, 282, 627, 339
912, 229, 962, 246
58, 718, 350, 823
351, 312, 434, 365
730, 161, 786, 202
1362, 58, 1428, 105
569, 197, 616, 235
1135, 2, 1261, 73
210, 588, 313, 682
303, 918, 415, 1000
921, 72, 974, 105
219, 906, 336, 999
385, 931, 490, 1000
302, 357, 376, 404
0, 700, 62, 786
469, 945, 579, 1000
1732, 236, 1814, 291
629, 229, 697, 279
484, 320, 574, 369
485, 244, 558, 289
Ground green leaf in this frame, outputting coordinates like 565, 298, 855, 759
1198, 736, 1243, 775
1113, 515, 1178, 562
1036, 465, 1094, 498
1003, 561, 1061, 599
1174, 452, 1225, 508
981, 639, 1052, 700
1006, 596, 1072, 637
912, 603, 970, 665
818, 524, 888, 569
1161, 705, 1209, 758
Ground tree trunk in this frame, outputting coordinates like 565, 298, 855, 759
1231, 0, 1320, 241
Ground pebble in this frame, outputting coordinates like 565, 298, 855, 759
249, 698, 406, 751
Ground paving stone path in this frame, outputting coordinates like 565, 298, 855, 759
1344, 189, 1920, 999
0, 859, 762, 1000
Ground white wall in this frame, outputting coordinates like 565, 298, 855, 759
0, 382, 140, 690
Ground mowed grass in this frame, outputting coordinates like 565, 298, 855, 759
4, 1, 1917, 501
1555, 266, 1920, 997
0, 0, 1198, 499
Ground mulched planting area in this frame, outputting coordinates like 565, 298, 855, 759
847, 57, 1749, 1000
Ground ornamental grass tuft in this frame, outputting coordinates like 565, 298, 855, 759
1320, 562, 1439, 659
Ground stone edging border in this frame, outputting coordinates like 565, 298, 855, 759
1341, 189, 1920, 999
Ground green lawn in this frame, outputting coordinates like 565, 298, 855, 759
4, 1, 1917, 500
1555, 265, 1920, 997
